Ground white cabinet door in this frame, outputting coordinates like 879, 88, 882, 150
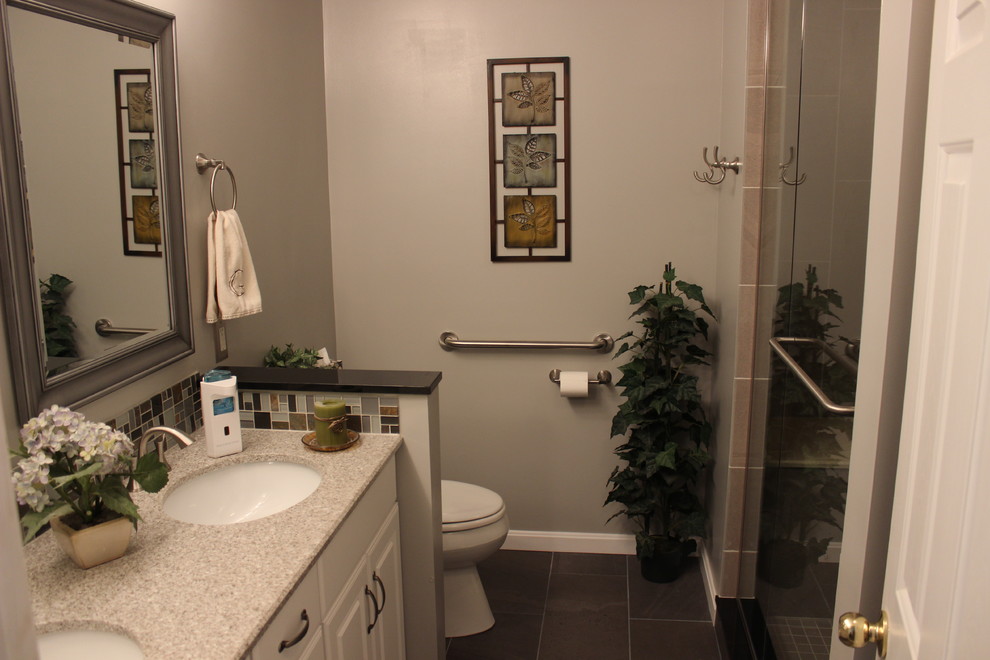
251, 567, 322, 660
299, 627, 325, 660
367, 505, 404, 660
323, 554, 376, 660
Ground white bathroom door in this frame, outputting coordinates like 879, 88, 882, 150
877, 0, 990, 656
828, 0, 933, 656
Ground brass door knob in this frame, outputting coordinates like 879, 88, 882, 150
837, 610, 888, 658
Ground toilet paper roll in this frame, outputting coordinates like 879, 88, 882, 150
559, 371, 589, 398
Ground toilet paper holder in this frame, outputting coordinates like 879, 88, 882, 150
549, 369, 612, 386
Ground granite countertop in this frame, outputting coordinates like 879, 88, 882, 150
23, 428, 402, 659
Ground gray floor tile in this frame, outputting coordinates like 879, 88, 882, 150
478, 549, 551, 615
538, 573, 629, 660
538, 609, 629, 660
446, 612, 542, 660
627, 556, 712, 622
553, 551, 627, 576
630, 619, 721, 660
545, 572, 627, 615
447, 550, 718, 660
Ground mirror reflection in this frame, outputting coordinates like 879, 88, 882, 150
7, 5, 170, 378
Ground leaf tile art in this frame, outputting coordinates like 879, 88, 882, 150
504, 195, 556, 248
503, 134, 556, 188
501, 72, 555, 126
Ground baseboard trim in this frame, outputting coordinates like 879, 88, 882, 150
823, 541, 842, 563
699, 542, 719, 621
502, 530, 635, 555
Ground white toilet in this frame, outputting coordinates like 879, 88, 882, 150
441, 479, 510, 637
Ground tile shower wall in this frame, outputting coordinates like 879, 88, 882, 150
105, 374, 202, 441
237, 390, 400, 435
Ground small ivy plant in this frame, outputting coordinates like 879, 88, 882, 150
263, 344, 322, 369
39, 273, 77, 358
760, 264, 849, 570
772, 264, 856, 415
604, 263, 715, 560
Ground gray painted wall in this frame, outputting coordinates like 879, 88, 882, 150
323, 0, 727, 535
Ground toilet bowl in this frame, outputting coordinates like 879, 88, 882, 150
441, 480, 509, 637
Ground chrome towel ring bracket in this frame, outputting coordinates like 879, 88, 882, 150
195, 152, 237, 214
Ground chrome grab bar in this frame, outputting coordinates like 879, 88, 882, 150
439, 331, 614, 352
95, 318, 155, 337
769, 337, 856, 415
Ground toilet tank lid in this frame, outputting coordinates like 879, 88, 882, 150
441, 480, 504, 523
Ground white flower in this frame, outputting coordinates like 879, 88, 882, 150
11, 405, 137, 507
11, 453, 53, 511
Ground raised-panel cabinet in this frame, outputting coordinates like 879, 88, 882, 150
251, 566, 322, 660
367, 507, 404, 660
251, 458, 403, 660
323, 505, 403, 660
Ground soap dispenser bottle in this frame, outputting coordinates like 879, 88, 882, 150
201, 369, 243, 458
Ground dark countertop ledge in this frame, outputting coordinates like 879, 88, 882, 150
226, 366, 442, 395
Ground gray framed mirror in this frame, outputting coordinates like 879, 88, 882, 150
0, 0, 192, 421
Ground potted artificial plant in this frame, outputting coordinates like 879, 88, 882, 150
263, 343, 341, 369
39, 273, 78, 375
10, 405, 169, 568
757, 463, 846, 588
605, 263, 715, 583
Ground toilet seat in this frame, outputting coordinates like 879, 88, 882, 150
442, 480, 506, 533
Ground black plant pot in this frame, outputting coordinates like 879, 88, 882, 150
640, 541, 691, 583
757, 539, 808, 589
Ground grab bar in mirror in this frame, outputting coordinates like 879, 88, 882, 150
95, 318, 155, 337
439, 331, 614, 352
769, 337, 856, 415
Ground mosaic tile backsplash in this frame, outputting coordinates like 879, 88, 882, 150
103, 378, 401, 445
106, 374, 202, 442
239, 390, 400, 435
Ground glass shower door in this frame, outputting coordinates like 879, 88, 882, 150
752, 1, 880, 658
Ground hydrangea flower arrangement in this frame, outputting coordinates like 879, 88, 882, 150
10, 405, 169, 543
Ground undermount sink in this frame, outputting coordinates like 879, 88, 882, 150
38, 630, 143, 660
163, 461, 321, 525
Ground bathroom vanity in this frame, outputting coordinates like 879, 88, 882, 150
23, 429, 408, 659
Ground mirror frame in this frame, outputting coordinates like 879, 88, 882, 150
0, 0, 192, 421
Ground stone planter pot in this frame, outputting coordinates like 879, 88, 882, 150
50, 515, 133, 569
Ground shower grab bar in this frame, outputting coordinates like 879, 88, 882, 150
439, 331, 614, 352
769, 337, 856, 415
95, 318, 155, 337
549, 369, 612, 385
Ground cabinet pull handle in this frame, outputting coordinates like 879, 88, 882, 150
372, 571, 387, 613
365, 586, 381, 634
277, 609, 310, 653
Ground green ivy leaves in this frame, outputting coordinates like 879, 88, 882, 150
604, 263, 716, 558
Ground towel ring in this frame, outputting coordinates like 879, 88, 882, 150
195, 152, 237, 214
209, 163, 237, 214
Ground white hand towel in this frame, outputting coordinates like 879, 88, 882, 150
206, 209, 262, 323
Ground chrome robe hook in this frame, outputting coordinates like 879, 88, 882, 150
780, 146, 807, 186
693, 146, 741, 185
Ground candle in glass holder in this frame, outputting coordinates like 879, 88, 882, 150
314, 399, 347, 446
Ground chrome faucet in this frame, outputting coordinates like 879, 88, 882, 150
130, 426, 194, 491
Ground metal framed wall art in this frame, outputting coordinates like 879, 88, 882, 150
115, 69, 161, 256
488, 57, 570, 262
